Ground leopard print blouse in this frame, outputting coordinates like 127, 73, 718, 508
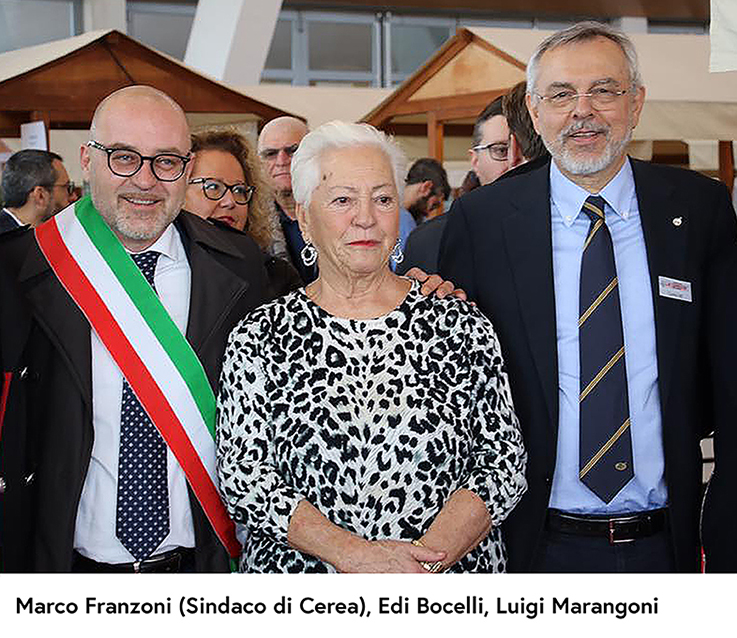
216, 281, 527, 573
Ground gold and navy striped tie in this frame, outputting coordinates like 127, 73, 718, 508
578, 196, 633, 503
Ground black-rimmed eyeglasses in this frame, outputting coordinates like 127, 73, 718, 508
87, 140, 191, 181
471, 141, 509, 162
189, 178, 255, 205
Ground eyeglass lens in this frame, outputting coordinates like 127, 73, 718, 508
200, 179, 253, 204
260, 144, 299, 161
542, 88, 626, 110
475, 143, 508, 161
51, 182, 75, 195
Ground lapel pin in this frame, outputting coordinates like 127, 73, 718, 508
672, 217, 683, 227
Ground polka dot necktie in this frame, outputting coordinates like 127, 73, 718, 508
578, 196, 634, 503
115, 251, 170, 560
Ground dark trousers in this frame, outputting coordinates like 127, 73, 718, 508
531, 528, 676, 573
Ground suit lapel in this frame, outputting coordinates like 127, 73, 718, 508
501, 165, 559, 432
177, 215, 250, 356
631, 159, 687, 413
18, 239, 92, 406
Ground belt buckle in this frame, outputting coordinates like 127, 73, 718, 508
138, 552, 182, 573
608, 519, 635, 545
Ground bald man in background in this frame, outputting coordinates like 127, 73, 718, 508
0, 85, 269, 572
257, 116, 316, 283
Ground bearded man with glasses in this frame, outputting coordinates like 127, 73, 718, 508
0, 85, 270, 572
1, 149, 75, 232
439, 22, 737, 573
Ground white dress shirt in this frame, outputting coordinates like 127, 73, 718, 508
74, 224, 196, 562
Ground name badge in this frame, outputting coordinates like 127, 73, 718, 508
658, 276, 692, 302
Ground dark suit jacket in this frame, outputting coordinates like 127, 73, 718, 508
439, 158, 737, 572
398, 156, 550, 276
0, 246, 35, 572
0, 209, 21, 234
397, 215, 448, 275
208, 216, 302, 297
0, 212, 270, 572
701, 247, 737, 572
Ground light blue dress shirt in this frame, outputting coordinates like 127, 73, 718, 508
398, 207, 417, 250
548, 159, 668, 514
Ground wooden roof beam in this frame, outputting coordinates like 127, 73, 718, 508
383, 123, 474, 137
719, 141, 735, 188
428, 113, 444, 161
0, 110, 29, 137
383, 90, 506, 121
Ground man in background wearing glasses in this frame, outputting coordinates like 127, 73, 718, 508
1, 149, 75, 232
396, 98, 511, 276
257, 116, 316, 284
0, 85, 269, 572
469, 95, 512, 186
440, 22, 736, 573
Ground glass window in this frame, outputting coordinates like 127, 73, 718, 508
390, 24, 450, 77
308, 20, 372, 73
264, 19, 292, 70
260, 77, 292, 85
648, 20, 707, 34
0, 0, 76, 53
308, 79, 372, 87
127, 2, 195, 60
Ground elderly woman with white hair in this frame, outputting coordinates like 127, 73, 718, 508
216, 121, 527, 573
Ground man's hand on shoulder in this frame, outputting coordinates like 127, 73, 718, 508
404, 267, 468, 301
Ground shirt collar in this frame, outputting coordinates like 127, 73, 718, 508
3, 208, 24, 226
127, 223, 182, 263
550, 157, 636, 227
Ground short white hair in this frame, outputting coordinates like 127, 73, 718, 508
291, 121, 406, 209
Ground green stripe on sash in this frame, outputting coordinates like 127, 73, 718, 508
74, 197, 216, 438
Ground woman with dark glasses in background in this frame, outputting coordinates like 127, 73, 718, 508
185, 130, 300, 297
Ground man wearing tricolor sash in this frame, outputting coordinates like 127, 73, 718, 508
0, 86, 270, 572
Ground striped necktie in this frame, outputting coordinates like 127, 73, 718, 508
115, 250, 170, 560
578, 196, 634, 503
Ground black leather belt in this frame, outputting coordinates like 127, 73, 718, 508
546, 508, 667, 544
73, 547, 195, 573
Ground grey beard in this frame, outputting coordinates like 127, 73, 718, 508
555, 131, 631, 176
548, 117, 634, 176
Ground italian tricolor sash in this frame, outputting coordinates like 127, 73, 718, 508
35, 197, 239, 558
